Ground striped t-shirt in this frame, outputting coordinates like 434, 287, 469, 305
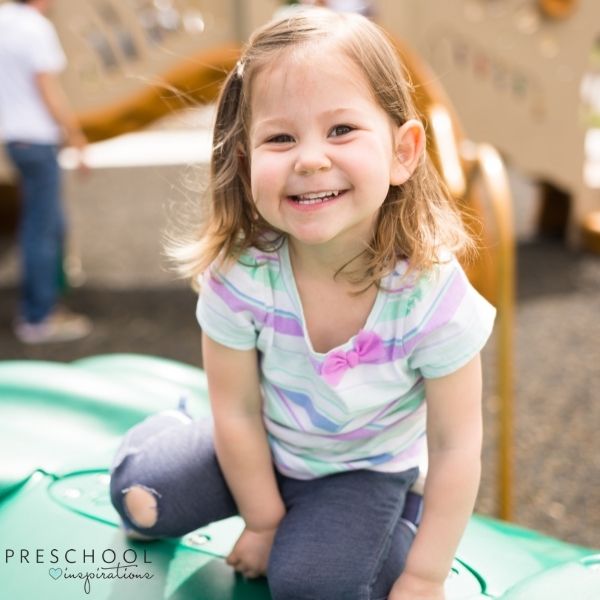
197, 240, 496, 480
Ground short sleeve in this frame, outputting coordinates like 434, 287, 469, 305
405, 258, 496, 378
30, 21, 66, 73
196, 262, 259, 350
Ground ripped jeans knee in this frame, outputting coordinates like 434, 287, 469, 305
122, 484, 160, 530
108, 411, 185, 536
109, 455, 161, 535
108, 414, 238, 538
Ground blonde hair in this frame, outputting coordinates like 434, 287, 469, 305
172, 8, 472, 287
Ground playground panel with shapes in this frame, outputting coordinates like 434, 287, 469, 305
379, 0, 600, 237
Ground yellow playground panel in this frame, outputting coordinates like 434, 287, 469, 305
380, 0, 600, 247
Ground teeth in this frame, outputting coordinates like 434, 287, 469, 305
299, 190, 339, 200
293, 190, 341, 204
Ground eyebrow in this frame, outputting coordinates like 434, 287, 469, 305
252, 107, 362, 132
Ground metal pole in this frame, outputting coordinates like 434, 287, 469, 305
477, 143, 515, 521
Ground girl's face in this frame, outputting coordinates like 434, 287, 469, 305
248, 48, 411, 255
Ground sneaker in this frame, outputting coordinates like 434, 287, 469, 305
14, 310, 92, 344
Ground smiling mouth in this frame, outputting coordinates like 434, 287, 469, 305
288, 190, 346, 205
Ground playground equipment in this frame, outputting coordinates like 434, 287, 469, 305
0, 354, 598, 599
379, 0, 600, 248
3, 0, 598, 245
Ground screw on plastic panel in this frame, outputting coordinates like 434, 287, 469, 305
62, 488, 82, 499
186, 533, 211, 547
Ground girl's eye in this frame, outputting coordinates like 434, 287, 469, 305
330, 125, 354, 137
267, 134, 294, 144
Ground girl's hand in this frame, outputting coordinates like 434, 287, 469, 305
388, 571, 445, 600
226, 525, 278, 579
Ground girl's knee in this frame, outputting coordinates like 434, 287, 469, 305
122, 485, 159, 529
109, 460, 161, 532
109, 444, 161, 532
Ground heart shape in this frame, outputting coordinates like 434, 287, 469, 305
49, 568, 62, 580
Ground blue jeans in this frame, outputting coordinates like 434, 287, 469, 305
5, 141, 64, 323
110, 413, 419, 600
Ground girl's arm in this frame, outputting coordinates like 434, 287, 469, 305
202, 332, 286, 532
390, 354, 483, 599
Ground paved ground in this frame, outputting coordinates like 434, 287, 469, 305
1, 237, 599, 549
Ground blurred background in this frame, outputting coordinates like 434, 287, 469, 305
0, 0, 599, 551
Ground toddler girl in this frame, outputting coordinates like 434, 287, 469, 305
110, 8, 496, 600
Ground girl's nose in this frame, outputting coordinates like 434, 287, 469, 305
294, 143, 332, 175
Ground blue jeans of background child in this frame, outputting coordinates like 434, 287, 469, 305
110, 411, 419, 600
5, 142, 64, 324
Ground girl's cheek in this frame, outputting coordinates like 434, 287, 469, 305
255, 156, 285, 185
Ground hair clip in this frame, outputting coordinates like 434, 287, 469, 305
235, 59, 246, 79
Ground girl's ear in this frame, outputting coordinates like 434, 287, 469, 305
390, 119, 426, 186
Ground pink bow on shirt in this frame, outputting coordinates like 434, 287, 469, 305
321, 330, 385, 386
